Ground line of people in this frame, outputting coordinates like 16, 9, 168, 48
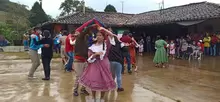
27, 20, 140, 102
153, 32, 220, 62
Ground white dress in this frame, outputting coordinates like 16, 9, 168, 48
139, 44, 144, 53
169, 43, 175, 55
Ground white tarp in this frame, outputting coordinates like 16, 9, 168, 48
176, 20, 205, 26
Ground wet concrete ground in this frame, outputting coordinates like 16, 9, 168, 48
0, 54, 220, 102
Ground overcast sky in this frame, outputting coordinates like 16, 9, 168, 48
10, 0, 220, 17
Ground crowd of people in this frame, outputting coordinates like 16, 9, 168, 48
137, 32, 220, 68
23, 17, 220, 101
165, 33, 220, 60
26, 19, 141, 102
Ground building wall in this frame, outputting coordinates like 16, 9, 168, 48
188, 18, 220, 34
67, 25, 79, 33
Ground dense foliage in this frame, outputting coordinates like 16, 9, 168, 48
104, 4, 117, 13
29, 2, 49, 27
59, 0, 95, 16
0, 0, 51, 45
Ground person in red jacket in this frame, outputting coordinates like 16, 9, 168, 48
198, 40, 204, 53
65, 31, 76, 72
73, 24, 99, 96
210, 34, 218, 56
197, 40, 204, 60
120, 31, 132, 74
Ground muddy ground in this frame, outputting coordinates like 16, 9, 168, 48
0, 53, 219, 102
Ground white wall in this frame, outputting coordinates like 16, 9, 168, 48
1, 46, 24, 52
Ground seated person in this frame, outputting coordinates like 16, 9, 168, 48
185, 44, 193, 59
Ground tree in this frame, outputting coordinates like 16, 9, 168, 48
59, 0, 95, 16
47, 15, 54, 21
59, 0, 77, 16
104, 4, 117, 12
0, 0, 9, 11
75, 1, 95, 12
0, 24, 15, 45
29, 2, 49, 27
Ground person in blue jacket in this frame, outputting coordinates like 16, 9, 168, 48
28, 27, 49, 79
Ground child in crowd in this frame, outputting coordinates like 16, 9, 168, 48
181, 39, 188, 59
190, 41, 200, 59
185, 43, 194, 60
169, 40, 175, 59
138, 38, 144, 56
197, 40, 204, 60
164, 40, 169, 56
198, 40, 204, 53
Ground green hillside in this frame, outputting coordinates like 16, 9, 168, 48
0, 0, 30, 45
0, 11, 7, 23
0, 0, 8, 23
0, 0, 29, 24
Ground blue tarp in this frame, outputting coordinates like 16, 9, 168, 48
0, 35, 9, 46
0, 40, 9, 46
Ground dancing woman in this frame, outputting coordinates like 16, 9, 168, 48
79, 27, 116, 102
153, 36, 168, 68
128, 34, 138, 72
33, 30, 53, 80
73, 24, 99, 96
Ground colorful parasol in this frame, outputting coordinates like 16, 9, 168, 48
76, 18, 105, 33
75, 18, 106, 47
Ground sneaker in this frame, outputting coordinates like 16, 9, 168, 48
28, 76, 37, 79
73, 91, 79, 96
117, 88, 124, 92
81, 89, 89, 95
128, 70, 132, 74
65, 69, 71, 72
42, 77, 50, 81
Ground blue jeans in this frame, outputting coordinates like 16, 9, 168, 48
54, 44, 61, 53
65, 52, 74, 71
204, 47, 210, 55
110, 61, 122, 88
210, 44, 216, 56
217, 43, 220, 56
122, 53, 131, 73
